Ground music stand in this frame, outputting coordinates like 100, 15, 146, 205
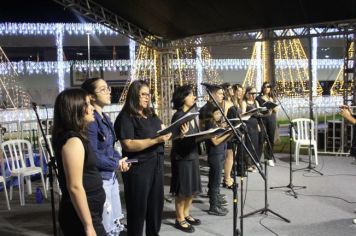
241, 113, 290, 223
32, 103, 59, 236
269, 91, 306, 198
203, 85, 266, 236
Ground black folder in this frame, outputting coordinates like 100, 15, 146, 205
157, 112, 200, 138
262, 101, 278, 110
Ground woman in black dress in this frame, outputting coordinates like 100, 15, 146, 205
256, 82, 278, 166
52, 88, 106, 236
241, 86, 262, 172
170, 85, 202, 233
221, 83, 235, 189
226, 84, 244, 176
114, 80, 171, 236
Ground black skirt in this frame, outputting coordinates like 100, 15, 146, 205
170, 158, 202, 197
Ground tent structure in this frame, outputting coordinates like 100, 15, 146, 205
1, 0, 356, 48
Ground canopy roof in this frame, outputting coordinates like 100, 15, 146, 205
1, 0, 356, 48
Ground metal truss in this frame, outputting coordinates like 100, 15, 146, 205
52, 0, 356, 49
53, 0, 165, 49
165, 19, 356, 49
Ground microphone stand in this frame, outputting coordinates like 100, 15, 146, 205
204, 87, 266, 236
32, 103, 58, 236
269, 91, 306, 198
293, 100, 323, 176
241, 113, 290, 223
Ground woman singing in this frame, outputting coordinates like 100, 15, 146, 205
221, 83, 235, 189
114, 80, 171, 236
52, 88, 106, 236
241, 86, 262, 172
256, 82, 278, 167
170, 85, 202, 233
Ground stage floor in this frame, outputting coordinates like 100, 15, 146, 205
0, 153, 356, 236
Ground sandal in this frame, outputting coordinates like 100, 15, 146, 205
185, 215, 201, 225
175, 219, 195, 233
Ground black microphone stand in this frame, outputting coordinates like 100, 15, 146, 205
241, 113, 290, 223
292, 104, 323, 176
32, 103, 58, 236
204, 87, 266, 236
269, 91, 306, 198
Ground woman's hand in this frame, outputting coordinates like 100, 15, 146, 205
340, 108, 352, 119
118, 157, 130, 172
180, 122, 189, 137
157, 133, 172, 142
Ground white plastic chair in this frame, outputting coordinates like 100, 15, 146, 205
291, 118, 318, 165
1, 139, 47, 205
0, 154, 10, 210
39, 135, 61, 195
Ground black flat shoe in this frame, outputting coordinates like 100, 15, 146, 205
175, 220, 195, 233
185, 215, 201, 225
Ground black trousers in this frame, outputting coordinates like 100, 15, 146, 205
207, 153, 225, 206
122, 154, 164, 236
59, 190, 106, 236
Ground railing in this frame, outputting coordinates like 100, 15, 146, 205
277, 104, 353, 155
0, 99, 353, 155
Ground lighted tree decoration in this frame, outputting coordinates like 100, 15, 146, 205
119, 43, 222, 106
330, 42, 354, 96
244, 38, 323, 97
0, 47, 31, 109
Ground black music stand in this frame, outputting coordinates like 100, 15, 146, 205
32, 103, 59, 236
269, 91, 306, 198
203, 85, 266, 236
241, 115, 290, 223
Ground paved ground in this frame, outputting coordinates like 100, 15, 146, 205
1, 153, 356, 236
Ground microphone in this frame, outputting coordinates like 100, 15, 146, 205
31, 102, 38, 107
201, 82, 212, 87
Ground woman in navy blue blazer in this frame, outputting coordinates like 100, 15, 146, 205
82, 78, 130, 235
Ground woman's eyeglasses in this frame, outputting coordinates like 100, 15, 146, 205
96, 86, 111, 94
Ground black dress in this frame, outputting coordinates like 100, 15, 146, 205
53, 131, 106, 236
245, 102, 262, 164
227, 105, 245, 175
114, 110, 164, 236
256, 95, 277, 160
170, 109, 202, 197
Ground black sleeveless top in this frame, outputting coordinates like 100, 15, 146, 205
54, 131, 104, 202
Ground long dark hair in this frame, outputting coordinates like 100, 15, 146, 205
220, 82, 232, 101
232, 83, 243, 107
260, 81, 274, 98
81, 77, 102, 97
122, 80, 153, 117
243, 86, 255, 101
172, 84, 194, 110
52, 88, 89, 145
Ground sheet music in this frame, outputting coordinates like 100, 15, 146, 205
262, 101, 278, 110
157, 112, 200, 138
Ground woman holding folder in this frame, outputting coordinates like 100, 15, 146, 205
256, 82, 278, 167
114, 80, 171, 236
170, 84, 202, 233
241, 86, 262, 172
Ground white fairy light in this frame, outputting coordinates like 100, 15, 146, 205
56, 24, 64, 92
